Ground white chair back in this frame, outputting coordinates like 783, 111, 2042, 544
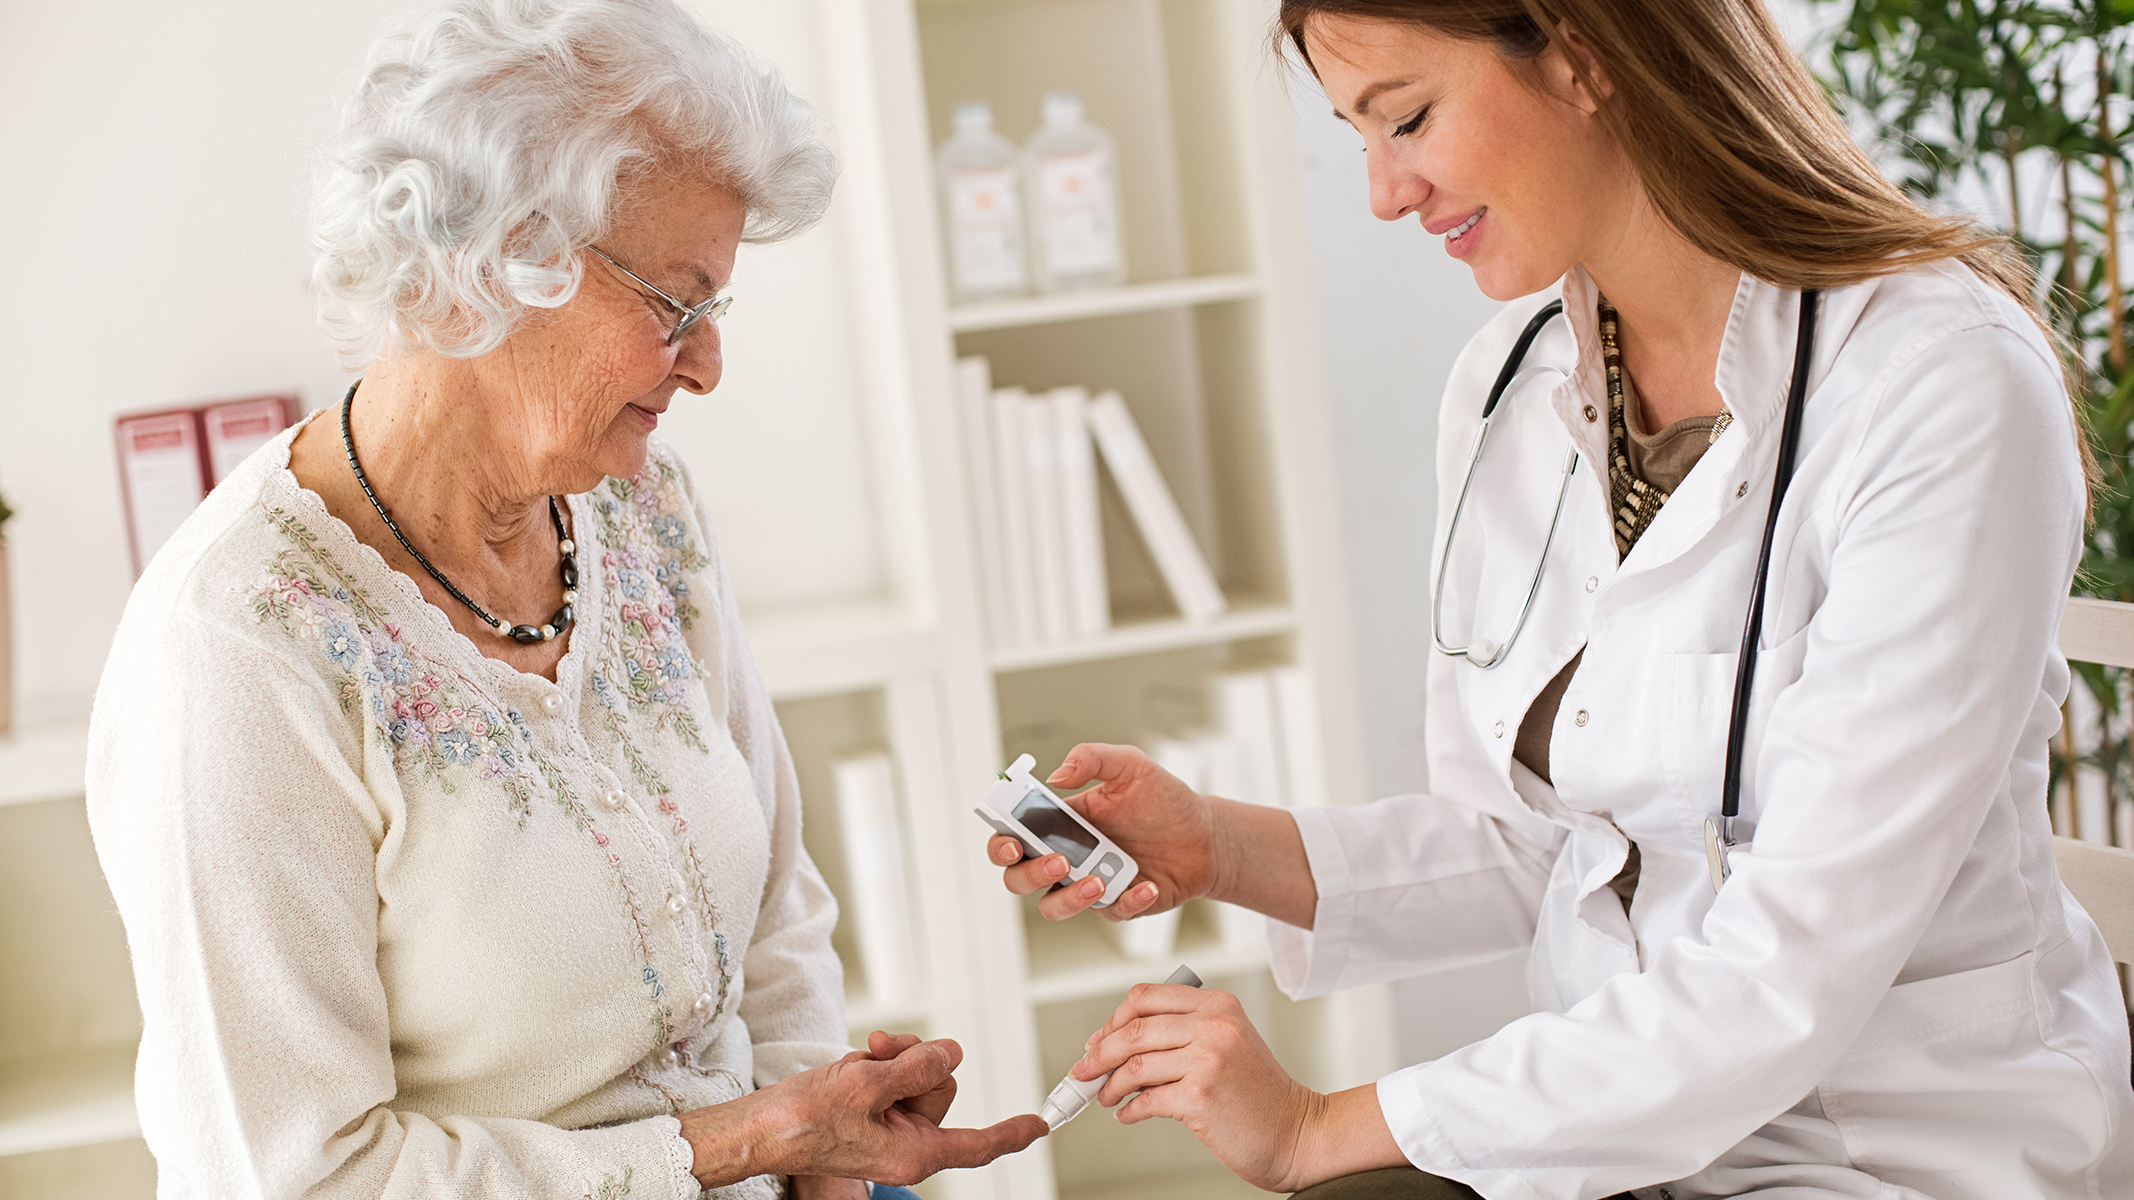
2055, 597, 2134, 1011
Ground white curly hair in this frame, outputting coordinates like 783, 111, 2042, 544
310, 0, 837, 366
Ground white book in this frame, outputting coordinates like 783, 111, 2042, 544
1215, 669, 1288, 808
832, 754, 924, 1010
1084, 391, 1225, 623
1050, 386, 1109, 637
990, 388, 1041, 647
1270, 665, 1328, 809
1022, 390, 1071, 643
955, 359, 1015, 648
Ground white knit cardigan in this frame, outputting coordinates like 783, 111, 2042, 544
88, 423, 849, 1200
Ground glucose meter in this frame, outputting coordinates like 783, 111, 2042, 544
974, 753, 1140, 908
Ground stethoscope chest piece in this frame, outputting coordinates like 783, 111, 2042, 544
1704, 814, 1734, 892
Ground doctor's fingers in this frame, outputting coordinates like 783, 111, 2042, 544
1045, 742, 1158, 792
1080, 990, 1240, 1077
1035, 872, 1112, 920
1091, 1045, 1199, 1114
1091, 980, 1233, 1043
996, 842, 1070, 892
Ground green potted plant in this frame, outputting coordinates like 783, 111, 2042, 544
1815, 0, 2132, 836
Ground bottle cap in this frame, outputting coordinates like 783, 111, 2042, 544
954, 99, 994, 136
1042, 90, 1083, 128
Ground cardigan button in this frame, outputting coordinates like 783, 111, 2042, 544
694, 993, 714, 1018
655, 1047, 679, 1071
666, 893, 686, 918
603, 789, 626, 810
540, 692, 564, 715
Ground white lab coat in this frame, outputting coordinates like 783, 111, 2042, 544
1269, 262, 2134, 1199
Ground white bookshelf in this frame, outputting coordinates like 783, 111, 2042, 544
0, 1045, 138, 1159
793, 2, 1388, 1198
0, 2, 1389, 1199
946, 273, 1261, 333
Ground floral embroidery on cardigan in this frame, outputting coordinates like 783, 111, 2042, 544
250, 495, 716, 1085
251, 512, 541, 823
589, 1166, 633, 1200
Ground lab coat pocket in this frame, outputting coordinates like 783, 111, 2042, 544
1819, 952, 2056, 1185
1660, 630, 1811, 840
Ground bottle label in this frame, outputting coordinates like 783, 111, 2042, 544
950, 167, 1026, 293
1036, 152, 1119, 277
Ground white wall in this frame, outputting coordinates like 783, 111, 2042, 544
1285, 57, 1532, 1065
0, 0, 889, 725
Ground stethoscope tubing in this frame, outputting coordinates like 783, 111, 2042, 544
1431, 300, 1573, 668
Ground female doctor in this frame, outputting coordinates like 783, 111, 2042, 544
987, 1, 2134, 1197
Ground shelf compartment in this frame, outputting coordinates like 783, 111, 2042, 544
988, 602, 1293, 673
1022, 902, 1269, 1008
0, 722, 91, 809
947, 275, 1259, 334
744, 600, 938, 702
844, 991, 932, 1036
0, 1044, 139, 1158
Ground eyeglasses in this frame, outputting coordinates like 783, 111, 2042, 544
585, 245, 732, 345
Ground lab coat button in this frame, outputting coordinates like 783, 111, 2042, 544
1493, 721, 1505, 738
1582, 404, 1598, 422
1736, 481, 1748, 497
541, 691, 564, 715
1584, 576, 1598, 592
665, 893, 686, 917
1574, 709, 1589, 727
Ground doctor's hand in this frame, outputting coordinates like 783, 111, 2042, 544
1074, 984, 1405, 1193
990, 743, 1320, 928
989, 743, 1218, 922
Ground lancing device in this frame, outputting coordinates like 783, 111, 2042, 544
1038, 964, 1203, 1130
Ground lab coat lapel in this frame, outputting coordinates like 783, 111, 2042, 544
1612, 277, 1814, 577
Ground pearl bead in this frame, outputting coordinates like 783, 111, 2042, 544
540, 625, 556, 640
495, 619, 512, 637
560, 539, 575, 555
564, 589, 577, 605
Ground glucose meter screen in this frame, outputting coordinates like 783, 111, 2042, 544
1011, 789, 1098, 866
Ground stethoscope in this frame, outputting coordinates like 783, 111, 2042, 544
1431, 291, 1822, 891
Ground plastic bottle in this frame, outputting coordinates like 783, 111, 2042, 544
937, 99, 1028, 303
1023, 91, 1124, 293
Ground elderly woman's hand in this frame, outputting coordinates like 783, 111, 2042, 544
678, 1035, 1046, 1189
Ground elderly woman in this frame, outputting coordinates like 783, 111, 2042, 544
85, 2, 1043, 1197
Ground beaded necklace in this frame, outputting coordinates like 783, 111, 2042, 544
339, 383, 578, 645
1599, 298, 1731, 558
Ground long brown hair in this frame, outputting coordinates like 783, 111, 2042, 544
1278, 0, 2097, 496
